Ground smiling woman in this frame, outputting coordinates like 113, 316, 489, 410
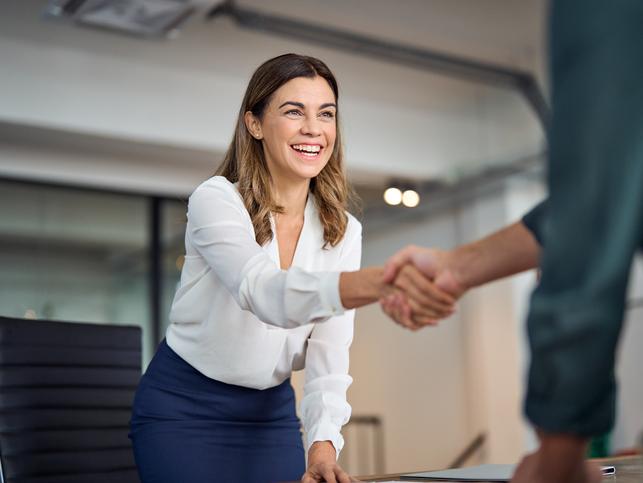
128, 53, 455, 483
220, 54, 350, 250
244, 76, 340, 238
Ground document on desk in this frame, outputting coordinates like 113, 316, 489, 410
399, 464, 513, 481
398, 463, 615, 481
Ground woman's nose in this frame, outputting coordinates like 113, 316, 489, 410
301, 116, 322, 136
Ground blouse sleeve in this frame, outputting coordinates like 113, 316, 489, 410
186, 177, 345, 329
299, 217, 362, 456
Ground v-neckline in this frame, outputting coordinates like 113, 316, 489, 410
271, 195, 312, 270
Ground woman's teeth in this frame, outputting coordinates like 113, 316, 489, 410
292, 144, 321, 154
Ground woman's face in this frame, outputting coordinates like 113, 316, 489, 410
247, 76, 337, 184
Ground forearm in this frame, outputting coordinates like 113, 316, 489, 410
301, 325, 352, 456
339, 266, 385, 309
450, 221, 540, 290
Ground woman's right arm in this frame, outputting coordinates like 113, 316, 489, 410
189, 177, 453, 329
187, 178, 347, 329
339, 266, 456, 324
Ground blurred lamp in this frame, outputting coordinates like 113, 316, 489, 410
383, 187, 402, 206
402, 189, 420, 208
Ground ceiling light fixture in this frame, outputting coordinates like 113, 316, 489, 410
383, 187, 403, 206
44, 0, 196, 39
402, 189, 420, 208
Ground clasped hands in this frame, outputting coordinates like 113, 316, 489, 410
378, 245, 464, 330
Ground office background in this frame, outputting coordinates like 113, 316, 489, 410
1, 0, 642, 475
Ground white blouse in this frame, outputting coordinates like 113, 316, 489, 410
166, 176, 362, 455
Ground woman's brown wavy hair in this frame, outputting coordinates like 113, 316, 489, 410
215, 53, 357, 248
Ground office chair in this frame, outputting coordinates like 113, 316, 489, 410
0, 316, 142, 483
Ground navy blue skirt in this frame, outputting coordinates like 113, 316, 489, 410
129, 339, 305, 483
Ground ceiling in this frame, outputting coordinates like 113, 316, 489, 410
0, 0, 547, 206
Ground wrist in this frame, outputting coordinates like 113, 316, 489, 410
308, 440, 336, 466
432, 248, 469, 296
539, 432, 588, 460
536, 432, 590, 480
339, 267, 384, 309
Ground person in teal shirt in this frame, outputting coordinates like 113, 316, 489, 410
381, 1, 643, 481
519, 1, 643, 479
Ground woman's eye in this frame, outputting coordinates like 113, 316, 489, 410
320, 111, 335, 119
285, 109, 303, 116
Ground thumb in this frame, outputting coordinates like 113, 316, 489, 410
382, 245, 418, 283
406, 248, 440, 279
434, 269, 463, 297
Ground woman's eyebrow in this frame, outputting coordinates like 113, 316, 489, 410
278, 101, 337, 110
278, 101, 304, 109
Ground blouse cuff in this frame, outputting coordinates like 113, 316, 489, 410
301, 384, 352, 458
282, 269, 346, 326
306, 421, 345, 458
319, 271, 345, 315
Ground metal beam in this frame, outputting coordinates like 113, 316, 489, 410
207, 0, 550, 129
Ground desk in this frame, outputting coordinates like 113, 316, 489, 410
359, 456, 643, 482
282, 456, 642, 483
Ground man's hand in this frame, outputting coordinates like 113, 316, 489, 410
381, 246, 465, 330
301, 441, 358, 483
380, 263, 457, 330
379, 222, 541, 330
511, 432, 601, 483
382, 245, 465, 297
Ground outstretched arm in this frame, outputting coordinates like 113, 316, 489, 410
186, 177, 455, 329
381, 221, 541, 329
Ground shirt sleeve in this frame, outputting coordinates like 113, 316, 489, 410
300, 218, 362, 456
186, 177, 345, 329
521, 199, 548, 246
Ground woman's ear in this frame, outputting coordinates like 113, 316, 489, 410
244, 111, 263, 140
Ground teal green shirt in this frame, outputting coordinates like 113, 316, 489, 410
521, 0, 643, 437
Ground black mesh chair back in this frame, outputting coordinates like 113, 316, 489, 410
0, 317, 142, 483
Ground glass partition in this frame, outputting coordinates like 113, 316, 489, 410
0, 180, 154, 364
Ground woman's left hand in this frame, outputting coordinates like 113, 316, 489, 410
301, 441, 359, 483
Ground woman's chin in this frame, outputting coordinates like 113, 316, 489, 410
292, 165, 326, 181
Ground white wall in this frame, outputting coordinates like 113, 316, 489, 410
350, 212, 470, 473
456, 191, 527, 465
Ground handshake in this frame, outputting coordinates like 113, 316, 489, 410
377, 245, 465, 331
371, 221, 542, 330
341, 221, 540, 330
339, 245, 467, 330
